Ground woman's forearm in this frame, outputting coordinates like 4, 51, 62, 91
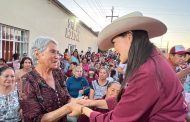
82, 106, 93, 117
41, 105, 71, 122
89, 89, 94, 99
92, 99, 108, 109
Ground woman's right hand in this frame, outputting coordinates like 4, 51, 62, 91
76, 99, 94, 107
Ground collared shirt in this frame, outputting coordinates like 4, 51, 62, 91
20, 69, 70, 122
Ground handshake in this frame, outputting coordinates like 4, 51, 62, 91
66, 98, 94, 117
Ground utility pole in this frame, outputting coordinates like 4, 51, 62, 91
167, 41, 169, 53
106, 6, 118, 23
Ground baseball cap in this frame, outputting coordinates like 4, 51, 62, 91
169, 45, 188, 54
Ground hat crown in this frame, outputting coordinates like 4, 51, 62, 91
98, 11, 167, 51
169, 45, 188, 54
114, 11, 143, 23
175, 45, 185, 51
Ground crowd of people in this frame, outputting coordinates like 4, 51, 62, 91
0, 11, 190, 122
0, 36, 122, 122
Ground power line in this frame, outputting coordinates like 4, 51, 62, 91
90, 0, 105, 18
86, 0, 102, 19
94, 0, 107, 16
97, 0, 107, 15
72, 0, 103, 29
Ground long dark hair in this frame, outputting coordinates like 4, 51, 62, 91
117, 30, 155, 101
20, 57, 33, 69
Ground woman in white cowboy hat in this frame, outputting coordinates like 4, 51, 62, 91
67, 12, 187, 122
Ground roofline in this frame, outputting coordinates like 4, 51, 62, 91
50, 0, 98, 36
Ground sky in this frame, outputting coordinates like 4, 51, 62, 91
59, 0, 190, 50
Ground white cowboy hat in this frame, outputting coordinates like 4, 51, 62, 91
98, 11, 167, 51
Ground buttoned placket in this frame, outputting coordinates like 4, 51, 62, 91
55, 90, 61, 107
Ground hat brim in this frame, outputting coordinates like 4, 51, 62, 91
98, 16, 167, 51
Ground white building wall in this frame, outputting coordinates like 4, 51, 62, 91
0, 0, 98, 55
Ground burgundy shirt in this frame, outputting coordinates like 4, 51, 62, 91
78, 96, 109, 122
86, 77, 97, 87
90, 50, 187, 122
20, 69, 70, 122
65, 69, 72, 77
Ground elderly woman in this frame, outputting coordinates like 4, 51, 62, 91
104, 81, 121, 99
77, 81, 121, 122
66, 65, 90, 122
67, 12, 187, 121
19, 36, 72, 122
66, 66, 90, 98
0, 66, 21, 121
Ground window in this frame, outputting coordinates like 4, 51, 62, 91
0, 24, 29, 62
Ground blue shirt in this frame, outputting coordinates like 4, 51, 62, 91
66, 76, 90, 98
71, 56, 79, 65
63, 60, 70, 73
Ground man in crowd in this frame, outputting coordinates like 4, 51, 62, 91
168, 45, 190, 81
168, 45, 190, 121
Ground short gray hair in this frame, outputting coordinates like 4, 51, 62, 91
100, 67, 109, 76
30, 36, 57, 65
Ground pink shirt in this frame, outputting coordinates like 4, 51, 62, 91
90, 50, 187, 122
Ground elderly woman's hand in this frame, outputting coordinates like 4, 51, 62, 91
69, 96, 88, 103
67, 103, 83, 117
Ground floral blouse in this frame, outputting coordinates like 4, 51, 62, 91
20, 69, 70, 122
0, 87, 20, 122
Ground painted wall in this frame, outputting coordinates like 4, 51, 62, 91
0, 0, 98, 55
